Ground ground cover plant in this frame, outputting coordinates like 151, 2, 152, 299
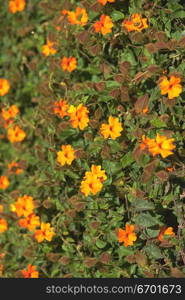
0, 0, 185, 278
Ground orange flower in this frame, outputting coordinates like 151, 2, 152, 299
14, 195, 35, 217
1, 105, 19, 121
60, 56, 77, 72
19, 213, 40, 231
100, 116, 123, 140
157, 227, 175, 241
62, 7, 88, 26
0, 176, 10, 190
9, 0, 26, 13
93, 15, 114, 35
123, 13, 148, 32
0, 219, 8, 233
53, 99, 69, 118
34, 222, 55, 243
140, 135, 155, 150
0, 79, 10, 96
148, 133, 176, 158
68, 104, 89, 130
7, 125, 26, 143
0, 205, 3, 213
21, 264, 39, 278
142, 107, 149, 114
159, 75, 182, 99
118, 224, 137, 247
80, 165, 107, 196
8, 161, 23, 175
98, 0, 115, 5
41, 40, 57, 56
57, 145, 76, 166
166, 166, 174, 172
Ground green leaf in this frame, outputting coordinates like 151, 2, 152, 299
134, 212, 159, 227
121, 152, 135, 168
118, 246, 134, 258
102, 160, 122, 175
132, 199, 155, 211
111, 11, 125, 21
108, 140, 121, 153
144, 244, 163, 259
106, 81, 120, 89
150, 118, 167, 128
65, 169, 79, 179
96, 240, 107, 249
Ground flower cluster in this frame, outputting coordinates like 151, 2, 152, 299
10, 195, 55, 243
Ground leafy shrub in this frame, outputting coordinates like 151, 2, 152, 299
0, 0, 185, 278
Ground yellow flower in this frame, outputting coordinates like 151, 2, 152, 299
14, 195, 35, 217
68, 104, 89, 130
100, 116, 123, 139
57, 145, 76, 166
148, 133, 176, 158
7, 125, 26, 143
86, 165, 107, 182
80, 173, 103, 196
0, 78, 10, 96
42, 40, 57, 56
123, 13, 148, 32
80, 165, 107, 196
159, 75, 182, 99
34, 222, 55, 242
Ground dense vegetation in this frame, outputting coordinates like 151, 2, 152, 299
0, 0, 185, 278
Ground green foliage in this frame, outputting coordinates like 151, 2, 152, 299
0, 0, 185, 279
